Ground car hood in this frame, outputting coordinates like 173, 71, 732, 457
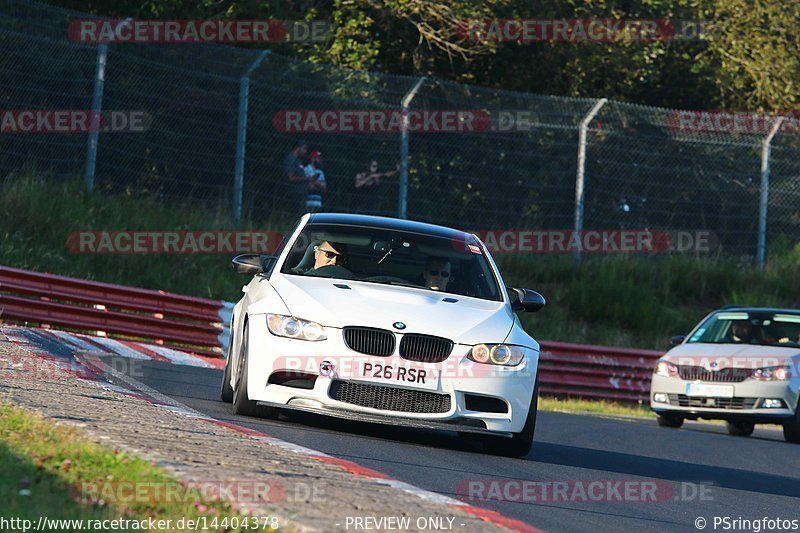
664, 343, 800, 368
265, 274, 515, 345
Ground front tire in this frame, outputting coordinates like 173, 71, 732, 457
656, 414, 684, 428
783, 404, 800, 444
220, 327, 234, 403
220, 357, 234, 403
726, 421, 755, 437
232, 321, 279, 419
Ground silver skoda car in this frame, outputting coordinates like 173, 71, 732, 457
651, 307, 800, 443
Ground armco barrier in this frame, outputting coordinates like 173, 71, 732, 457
1, 265, 664, 401
0, 266, 228, 357
538, 341, 663, 402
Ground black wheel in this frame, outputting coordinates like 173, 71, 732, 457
220, 325, 234, 403
726, 421, 755, 437
464, 377, 539, 458
783, 404, 800, 444
656, 414, 684, 428
232, 321, 279, 419
220, 356, 234, 403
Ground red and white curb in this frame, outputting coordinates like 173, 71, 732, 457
3, 325, 541, 533
19, 326, 224, 369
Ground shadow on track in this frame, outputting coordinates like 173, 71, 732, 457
534, 442, 800, 498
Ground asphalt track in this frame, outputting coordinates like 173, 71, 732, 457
84, 355, 797, 533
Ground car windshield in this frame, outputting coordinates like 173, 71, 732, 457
279, 223, 503, 301
687, 311, 800, 348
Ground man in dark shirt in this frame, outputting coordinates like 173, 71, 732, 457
285, 140, 309, 214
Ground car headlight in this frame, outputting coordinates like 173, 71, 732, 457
467, 344, 526, 366
752, 365, 791, 381
654, 360, 678, 377
266, 314, 327, 341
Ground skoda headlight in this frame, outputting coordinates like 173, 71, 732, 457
654, 360, 678, 377
752, 365, 791, 381
467, 344, 526, 366
266, 314, 327, 341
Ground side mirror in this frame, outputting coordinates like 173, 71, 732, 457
670, 335, 686, 346
509, 288, 546, 313
232, 254, 276, 275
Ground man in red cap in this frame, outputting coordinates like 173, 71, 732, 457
303, 149, 327, 212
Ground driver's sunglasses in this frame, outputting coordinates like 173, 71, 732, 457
428, 270, 451, 278
314, 246, 339, 259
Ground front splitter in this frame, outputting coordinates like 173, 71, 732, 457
256, 400, 513, 437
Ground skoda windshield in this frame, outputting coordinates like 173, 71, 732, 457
687, 310, 800, 348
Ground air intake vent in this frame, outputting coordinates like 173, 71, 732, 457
668, 394, 758, 409
399, 334, 453, 363
329, 380, 451, 413
343, 327, 395, 356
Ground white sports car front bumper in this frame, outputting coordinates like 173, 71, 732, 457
244, 319, 538, 435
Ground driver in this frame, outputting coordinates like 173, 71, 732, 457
730, 320, 754, 343
423, 257, 452, 291
312, 241, 346, 270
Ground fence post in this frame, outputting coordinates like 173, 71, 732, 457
756, 116, 784, 270
84, 42, 108, 193
232, 50, 271, 226
573, 98, 607, 265
84, 19, 131, 192
398, 76, 427, 219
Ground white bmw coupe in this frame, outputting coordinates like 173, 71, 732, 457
221, 213, 545, 456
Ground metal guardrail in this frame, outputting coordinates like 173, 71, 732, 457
1, 265, 664, 401
0, 266, 227, 357
539, 341, 663, 402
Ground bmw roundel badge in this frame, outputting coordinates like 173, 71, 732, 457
393, 322, 406, 330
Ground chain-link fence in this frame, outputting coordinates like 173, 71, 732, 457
1, 0, 799, 263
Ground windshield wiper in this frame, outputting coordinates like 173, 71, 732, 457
377, 247, 393, 265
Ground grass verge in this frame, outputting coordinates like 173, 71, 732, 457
0, 403, 277, 532
538, 396, 654, 418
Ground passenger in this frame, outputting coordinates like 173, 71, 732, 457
423, 257, 452, 291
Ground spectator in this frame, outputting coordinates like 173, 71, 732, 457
285, 140, 310, 214
304, 150, 327, 212
353, 159, 398, 214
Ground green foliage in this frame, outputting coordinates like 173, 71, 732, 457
0, 175, 274, 301
698, 0, 800, 110
41, 0, 799, 110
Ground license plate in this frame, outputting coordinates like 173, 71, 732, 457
356, 360, 439, 391
685, 383, 734, 398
